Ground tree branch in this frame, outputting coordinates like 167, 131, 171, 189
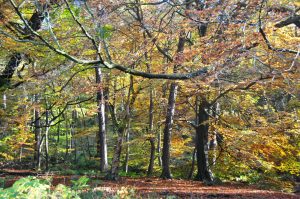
8, 0, 210, 80
275, 15, 300, 28
259, 28, 298, 54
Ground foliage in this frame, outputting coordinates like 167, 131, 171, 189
113, 186, 137, 199
0, 0, 299, 193
0, 176, 104, 199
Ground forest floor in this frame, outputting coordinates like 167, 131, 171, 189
1, 169, 299, 198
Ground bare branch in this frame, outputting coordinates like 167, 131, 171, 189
275, 15, 300, 28
259, 28, 298, 54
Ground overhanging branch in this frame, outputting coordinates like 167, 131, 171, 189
8, 0, 210, 80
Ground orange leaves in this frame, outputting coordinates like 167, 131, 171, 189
171, 135, 190, 157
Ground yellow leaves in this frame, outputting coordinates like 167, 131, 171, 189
171, 135, 190, 157
295, 2, 300, 7
0, 152, 14, 160
278, 159, 300, 175
73, 127, 97, 138
82, 49, 96, 57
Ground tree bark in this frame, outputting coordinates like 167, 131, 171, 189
161, 32, 186, 179
157, 128, 162, 166
2, 94, 6, 109
188, 148, 197, 179
147, 137, 155, 177
210, 102, 220, 165
45, 110, 50, 171
195, 98, 213, 182
108, 75, 136, 180
161, 82, 178, 179
109, 127, 125, 180
146, 58, 156, 176
0, 7, 45, 88
124, 128, 130, 173
95, 67, 108, 172
123, 75, 134, 173
34, 95, 41, 170
71, 110, 77, 163
64, 115, 69, 159
0, 54, 22, 87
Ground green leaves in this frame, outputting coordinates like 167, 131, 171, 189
60, 5, 81, 19
71, 176, 90, 190
0, 176, 95, 199
97, 24, 114, 40
0, 177, 50, 199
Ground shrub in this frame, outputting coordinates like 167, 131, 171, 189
0, 176, 102, 199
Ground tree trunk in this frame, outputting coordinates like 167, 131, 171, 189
195, 98, 213, 182
95, 67, 108, 172
71, 110, 77, 163
108, 75, 135, 180
0, 8, 45, 88
64, 115, 69, 159
189, 96, 199, 179
161, 82, 178, 179
123, 75, 134, 173
0, 54, 22, 87
45, 110, 50, 171
109, 127, 124, 180
2, 94, 6, 109
188, 148, 197, 179
147, 137, 155, 177
147, 69, 155, 176
157, 128, 162, 166
124, 128, 130, 173
34, 95, 41, 170
161, 31, 186, 179
210, 102, 220, 165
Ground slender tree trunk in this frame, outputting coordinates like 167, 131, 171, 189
210, 102, 220, 165
95, 67, 108, 172
188, 148, 197, 179
104, 73, 110, 130
124, 76, 134, 173
57, 123, 60, 143
34, 95, 41, 170
45, 110, 50, 171
3, 94, 6, 109
146, 57, 156, 176
161, 83, 178, 179
161, 31, 186, 179
71, 110, 77, 163
109, 127, 124, 180
38, 135, 44, 170
64, 116, 69, 159
157, 128, 162, 166
124, 128, 130, 173
108, 75, 135, 180
195, 98, 213, 182
0, 94, 7, 129
19, 145, 23, 162
53, 122, 60, 164
147, 137, 155, 177
189, 96, 199, 179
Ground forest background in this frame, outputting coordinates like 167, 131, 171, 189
0, 0, 299, 197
